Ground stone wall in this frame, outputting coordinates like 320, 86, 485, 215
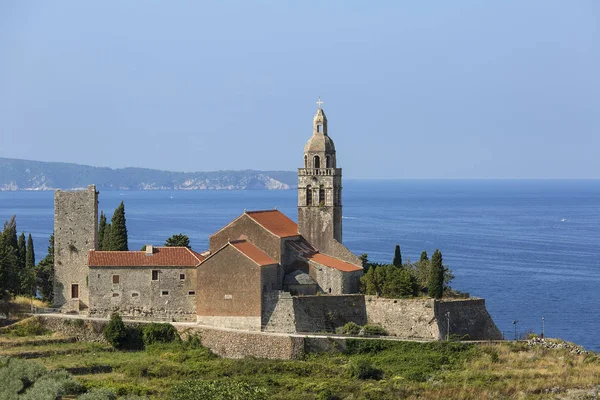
365, 297, 502, 340
36, 315, 305, 360
434, 298, 503, 340
54, 185, 98, 308
179, 326, 305, 360
365, 297, 439, 339
262, 294, 501, 340
262, 291, 295, 333
88, 266, 197, 322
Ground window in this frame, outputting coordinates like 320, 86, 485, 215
71, 284, 79, 299
112, 275, 120, 284
161, 290, 169, 296
306, 185, 312, 206
317, 124, 323, 133
304, 154, 308, 168
152, 270, 159, 281
188, 290, 196, 296
326, 155, 331, 168
131, 292, 139, 298
112, 293, 120, 298
313, 155, 320, 169
179, 273, 186, 280
319, 185, 325, 205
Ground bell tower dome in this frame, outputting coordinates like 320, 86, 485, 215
298, 98, 343, 254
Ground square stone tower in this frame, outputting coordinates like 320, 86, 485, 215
54, 185, 98, 308
298, 101, 343, 255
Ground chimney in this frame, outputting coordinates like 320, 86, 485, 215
145, 245, 153, 256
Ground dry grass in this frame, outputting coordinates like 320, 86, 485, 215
415, 342, 600, 399
12, 295, 49, 310
0, 333, 598, 399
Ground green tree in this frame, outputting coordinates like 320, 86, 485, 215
165, 233, 190, 248
23, 233, 36, 296
102, 223, 112, 251
16, 232, 26, 295
0, 216, 19, 294
359, 253, 369, 269
419, 250, 429, 262
392, 244, 402, 267
360, 265, 378, 295
108, 202, 128, 251
374, 265, 388, 296
103, 313, 128, 349
97, 211, 107, 251
428, 249, 444, 299
35, 234, 54, 303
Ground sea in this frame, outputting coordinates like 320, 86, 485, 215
1, 180, 599, 352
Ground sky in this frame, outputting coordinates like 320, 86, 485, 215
0, 1, 598, 179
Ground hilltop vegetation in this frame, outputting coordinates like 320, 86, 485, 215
0, 158, 296, 190
0, 318, 599, 399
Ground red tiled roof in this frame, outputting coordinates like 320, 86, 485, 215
88, 247, 205, 267
306, 252, 362, 272
230, 239, 277, 266
245, 210, 299, 238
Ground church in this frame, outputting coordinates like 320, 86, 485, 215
53, 102, 365, 330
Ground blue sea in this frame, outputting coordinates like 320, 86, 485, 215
1, 180, 599, 351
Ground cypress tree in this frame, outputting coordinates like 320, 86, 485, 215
24, 234, 35, 296
392, 244, 402, 267
1, 216, 19, 294
97, 212, 107, 251
428, 249, 444, 299
102, 224, 112, 251
16, 233, 26, 295
35, 234, 54, 303
419, 251, 429, 262
109, 201, 128, 251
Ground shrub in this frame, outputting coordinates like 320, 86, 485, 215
346, 359, 384, 380
344, 339, 392, 355
342, 322, 361, 335
142, 323, 180, 346
170, 379, 267, 400
0, 358, 82, 399
103, 313, 128, 349
78, 388, 117, 400
4, 318, 50, 337
361, 324, 388, 336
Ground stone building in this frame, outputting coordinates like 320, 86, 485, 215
53, 102, 364, 327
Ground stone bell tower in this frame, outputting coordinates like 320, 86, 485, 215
298, 98, 343, 255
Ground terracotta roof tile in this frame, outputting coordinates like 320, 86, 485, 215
88, 247, 205, 267
306, 252, 362, 272
245, 210, 298, 238
230, 239, 277, 266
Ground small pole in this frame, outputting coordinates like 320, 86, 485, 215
541, 317, 545, 339
445, 311, 450, 340
513, 320, 519, 340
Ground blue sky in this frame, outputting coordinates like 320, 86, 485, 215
0, 1, 598, 178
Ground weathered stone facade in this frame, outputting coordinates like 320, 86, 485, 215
298, 107, 343, 256
88, 265, 198, 322
54, 185, 98, 309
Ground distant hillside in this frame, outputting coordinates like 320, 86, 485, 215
0, 158, 297, 190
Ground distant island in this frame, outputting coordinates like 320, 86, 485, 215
0, 158, 297, 191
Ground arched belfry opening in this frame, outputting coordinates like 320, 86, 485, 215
313, 155, 320, 169
325, 155, 331, 169
304, 155, 308, 168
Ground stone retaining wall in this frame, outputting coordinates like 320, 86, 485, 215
36, 315, 304, 360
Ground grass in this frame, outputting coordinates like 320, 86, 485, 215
0, 329, 598, 399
